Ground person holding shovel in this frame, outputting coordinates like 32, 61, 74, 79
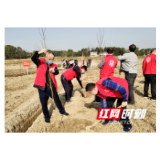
61, 65, 87, 103
85, 76, 132, 132
31, 49, 69, 123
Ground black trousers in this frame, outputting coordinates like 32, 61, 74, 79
105, 97, 132, 128
144, 74, 156, 99
61, 75, 73, 101
95, 95, 100, 102
125, 72, 137, 103
38, 85, 65, 120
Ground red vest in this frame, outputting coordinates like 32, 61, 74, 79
95, 76, 129, 100
100, 55, 118, 78
62, 67, 81, 81
143, 54, 156, 74
34, 58, 58, 90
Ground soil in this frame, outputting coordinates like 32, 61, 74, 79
5, 58, 156, 133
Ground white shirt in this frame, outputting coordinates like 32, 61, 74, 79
118, 52, 137, 73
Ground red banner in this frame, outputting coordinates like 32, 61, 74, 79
97, 108, 123, 120
23, 61, 31, 67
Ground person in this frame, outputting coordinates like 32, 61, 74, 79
61, 65, 87, 102
69, 59, 74, 68
62, 59, 66, 69
68, 60, 70, 68
88, 58, 92, 68
86, 58, 89, 68
74, 58, 78, 66
85, 76, 132, 132
31, 49, 69, 123
66, 59, 68, 68
118, 44, 137, 105
61, 59, 63, 69
93, 48, 118, 104
143, 48, 156, 101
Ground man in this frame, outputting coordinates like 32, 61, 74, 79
61, 59, 63, 69
85, 76, 132, 132
69, 59, 73, 68
74, 58, 78, 66
61, 65, 87, 102
88, 58, 92, 68
66, 59, 68, 68
94, 48, 118, 103
118, 44, 137, 105
31, 49, 69, 123
67, 60, 70, 68
143, 48, 156, 101
63, 59, 66, 69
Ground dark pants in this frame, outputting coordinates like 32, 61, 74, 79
95, 95, 100, 102
61, 75, 73, 101
144, 74, 156, 99
38, 85, 65, 120
105, 97, 132, 128
125, 72, 137, 103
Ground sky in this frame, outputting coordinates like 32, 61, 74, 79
5, 28, 156, 52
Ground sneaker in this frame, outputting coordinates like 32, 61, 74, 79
93, 101, 101, 104
66, 100, 72, 103
151, 99, 156, 101
102, 120, 113, 125
123, 126, 132, 132
109, 120, 114, 124
143, 96, 149, 98
45, 119, 50, 123
61, 112, 69, 116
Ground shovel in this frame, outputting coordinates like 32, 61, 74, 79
81, 82, 86, 98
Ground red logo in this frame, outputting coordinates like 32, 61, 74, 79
109, 60, 115, 67
97, 108, 123, 120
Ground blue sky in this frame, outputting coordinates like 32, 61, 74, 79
5, 28, 156, 52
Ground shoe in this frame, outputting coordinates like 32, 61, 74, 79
71, 96, 74, 98
123, 126, 132, 132
143, 96, 149, 98
45, 119, 50, 123
109, 120, 114, 124
60, 112, 69, 116
66, 100, 72, 103
102, 120, 113, 125
151, 99, 156, 101
93, 101, 101, 104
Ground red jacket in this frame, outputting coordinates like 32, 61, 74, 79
62, 67, 81, 81
34, 58, 58, 90
143, 53, 156, 75
100, 55, 118, 78
95, 76, 129, 100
